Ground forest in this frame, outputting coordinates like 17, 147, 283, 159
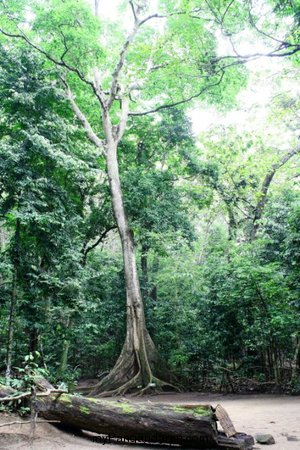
0, 0, 299, 405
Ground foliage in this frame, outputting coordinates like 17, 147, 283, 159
0, 0, 299, 393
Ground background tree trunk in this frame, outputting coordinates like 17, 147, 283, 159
6, 219, 20, 379
58, 316, 72, 378
6, 271, 18, 379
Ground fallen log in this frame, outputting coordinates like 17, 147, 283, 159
36, 394, 254, 449
1, 379, 254, 449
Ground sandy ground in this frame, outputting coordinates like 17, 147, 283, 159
0, 393, 299, 450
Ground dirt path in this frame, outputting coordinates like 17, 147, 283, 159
0, 393, 299, 449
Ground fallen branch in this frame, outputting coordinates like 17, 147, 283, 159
0, 391, 31, 402
0, 419, 61, 427
0, 388, 67, 402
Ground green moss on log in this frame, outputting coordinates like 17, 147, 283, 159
59, 394, 72, 404
118, 403, 135, 413
86, 397, 101, 403
80, 406, 90, 414
107, 401, 136, 413
173, 405, 211, 416
193, 406, 211, 416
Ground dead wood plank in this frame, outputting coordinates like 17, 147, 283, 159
215, 403, 237, 437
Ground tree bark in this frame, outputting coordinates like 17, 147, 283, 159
226, 203, 237, 241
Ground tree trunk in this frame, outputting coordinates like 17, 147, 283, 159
141, 243, 148, 292
94, 0, 100, 17
29, 328, 38, 354
226, 203, 237, 241
58, 316, 72, 378
6, 219, 20, 379
90, 131, 168, 396
59, 4, 173, 396
290, 333, 300, 391
249, 146, 300, 241
36, 394, 254, 449
5, 271, 17, 379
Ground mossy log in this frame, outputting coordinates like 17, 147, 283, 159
1, 379, 253, 449
36, 394, 254, 449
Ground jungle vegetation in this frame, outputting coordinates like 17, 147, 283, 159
0, 0, 299, 395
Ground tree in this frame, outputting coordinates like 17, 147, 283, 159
190, 118, 299, 243
0, 0, 299, 395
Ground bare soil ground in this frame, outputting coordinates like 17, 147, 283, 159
0, 393, 299, 450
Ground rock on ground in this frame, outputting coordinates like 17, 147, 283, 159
255, 433, 275, 445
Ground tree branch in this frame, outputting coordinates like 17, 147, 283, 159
107, 8, 186, 109
95, 0, 100, 18
0, 419, 61, 427
249, 144, 300, 241
220, 0, 235, 26
0, 388, 66, 403
82, 226, 117, 266
61, 79, 105, 152
0, 26, 105, 108
246, 1, 296, 48
216, 40, 300, 62
107, 23, 140, 109
129, 0, 138, 23
129, 71, 225, 116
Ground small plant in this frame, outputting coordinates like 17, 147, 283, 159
56, 366, 80, 393
17, 405, 31, 416
290, 374, 300, 395
2, 352, 50, 416
14, 351, 49, 391
0, 402, 14, 414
